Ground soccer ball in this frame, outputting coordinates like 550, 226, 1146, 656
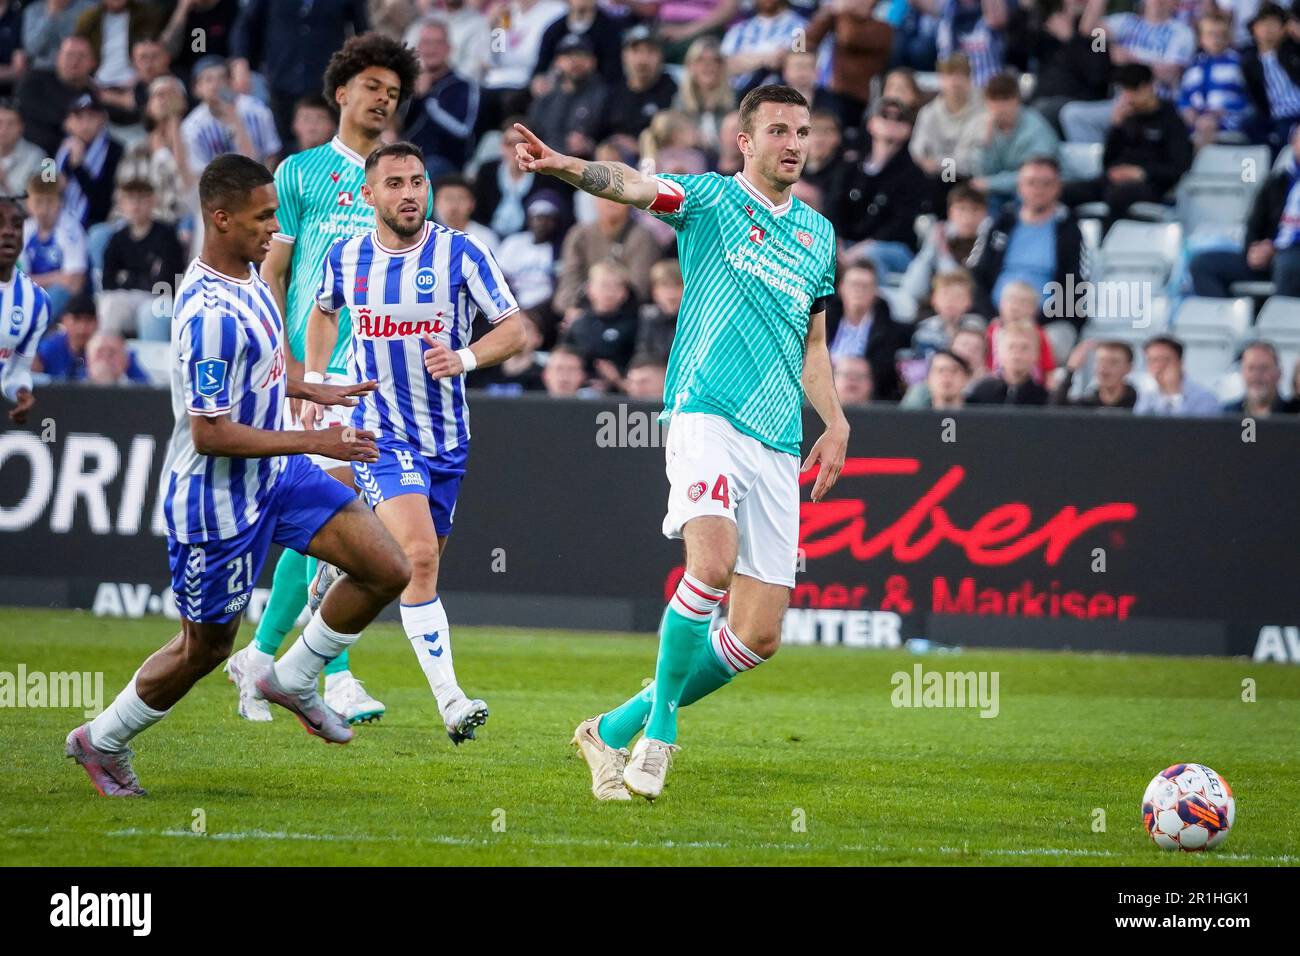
1142, 763, 1235, 851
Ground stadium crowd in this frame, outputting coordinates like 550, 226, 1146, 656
4, 0, 1300, 419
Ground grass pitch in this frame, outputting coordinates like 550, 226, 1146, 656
1, 608, 1297, 866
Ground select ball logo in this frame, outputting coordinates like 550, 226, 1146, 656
413, 268, 438, 294
1142, 763, 1235, 851
687, 481, 706, 502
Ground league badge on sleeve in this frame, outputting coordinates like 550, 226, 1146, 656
196, 358, 229, 396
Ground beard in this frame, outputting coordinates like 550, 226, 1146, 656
381, 209, 424, 239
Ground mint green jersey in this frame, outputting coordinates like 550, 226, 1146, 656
649, 172, 838, 457
273, 137, 377, 372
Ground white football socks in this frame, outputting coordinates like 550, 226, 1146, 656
275, 613, 359, 694
88, 672, 169, 753
402, 597, 462, 712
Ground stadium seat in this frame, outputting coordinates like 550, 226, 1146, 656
1229, 280, 1276, 297
130, 341, 172, 386
1078, 217, 1102, 256
1255, 296, 1300, 335
1175, 181, 1255, 234
1180, 333, 1237, 385
1174, 297, 1253, 339
1059, 142, 1103, 183
1097, 220, 1182, 276
1191, 144, 1271, 182
1085, 292, 1170, 331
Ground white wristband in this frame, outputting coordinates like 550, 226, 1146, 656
303, 371, 325, 384
456, 348, 478, 373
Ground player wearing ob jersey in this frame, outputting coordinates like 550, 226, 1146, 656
65, 155, 411, 797
0, 195, 51, 425
515, 86, 850, 801
301, 142, 525, 745
225, 34, 423, 726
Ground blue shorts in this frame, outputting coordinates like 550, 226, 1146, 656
352, 439, 466, 537
167, 455, 355, 623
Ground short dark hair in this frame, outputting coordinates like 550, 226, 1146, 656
434, 173, 473, 195
322, 32, 420, 106
118, 178, 154, 195
294, 94, 336, 117
365, 140, 425, 176
65, 292, 97, 318
1251, 3, 1288, 28
948, 183, 987, 209
628, 350, 668, 373
844, 257, 878, 280
932, 348, 971, 376
199, 153, 274, 213
1020, 154, 1061, 175
738, 84, 809, 134
1144, 334, 1184, 359
984, 73, 1021, 101
1115, 62, 1154, 90
1097, 340, 1135, 364
1240, 339, 1280, 365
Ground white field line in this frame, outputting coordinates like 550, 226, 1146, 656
4, 826, 1296, 863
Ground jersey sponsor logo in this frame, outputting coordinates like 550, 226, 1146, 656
796, 230, 813, 248
687, 481, 706, 502
224, 592, 251, 614
258, 347, 286, 390
748, 224, 765, 244
337, 191, 354, 207
354, 307, 447, 339
413, 267, 437, 294
195, 358, 228, 396
400, 471, 425, 488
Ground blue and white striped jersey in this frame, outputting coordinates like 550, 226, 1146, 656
0, 267, 52, 402
181, 95, 283, 178
162, 258, 289, 543
316, 221, 519, 460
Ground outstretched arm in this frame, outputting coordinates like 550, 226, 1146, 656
512, 122, 660, 208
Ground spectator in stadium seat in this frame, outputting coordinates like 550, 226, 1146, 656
924, 348, 973, 409
902, 328, 989, 408
56, 92, 122, 228
635, 258, 683, 358
911, 53, 985, 184
404, 2, 492, 86
715, 109, 745, 175
1060, 0, 1195, 143
926, 0, 1009, 88
434, 173, 499, 255
404, 18, 478, 178
1190, 123, 1300, 296
972, 156, 1085, 337
1224, 340, 1300, 414
805, 0, 893, 132
15, 34, 100, 157
881, 67, 925, 114
901, 183, 990, 307
158, 0, 240, 80
553, 194, 659, 315
985, 279, 1057, 379
526, 34, 607, 160
74, 0, 165, 97
1061, 64, 1193, 226
966, 320, 1049, 404
22, 172, 88, 320
1051, 338, 1138, 409
600, 25, 679, 143
473, 310, 548, 394
638, 110, 710, 176
473, 117, 567, 239
292, 96, 338, 154
799, 109, 848, 199
541, 343, 593, 397
671, 36, 735, 155
496, 191, 563, 336
830, 97, 937, 276
33, 291, 148, 381
1241, 4, 1300, 151
833, 354, 875, 407
971, 73, 1059, 209
1179, 11, 1252, 151
230, 0, 371, 150
911, 270, 988, 357
182, 57, 282, 178
478, 0, 567, 137
624, 350, 669, 400
1134, 334, 1221, 415
562, 259, 641, 383
1024, 0, 1111, 136
0, 101, 45, 200
533, 0, 628, 91
22, 0, 94, 74
97, 179, 184, 341
652, 0, 741, 64
116, 76, 194, 233
827, 259, 912, 401
780, 49, 834, 117
83, 329, 144, 385
719, 0, 808, 96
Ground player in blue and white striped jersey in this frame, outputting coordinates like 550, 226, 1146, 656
301, 141, 526, 745
0, 195, 52, 424
65, 155, 412, 798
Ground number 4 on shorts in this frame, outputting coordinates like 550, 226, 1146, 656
712, 475, 730, 509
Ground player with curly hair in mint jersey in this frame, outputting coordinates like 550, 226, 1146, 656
514, 84, 850, 802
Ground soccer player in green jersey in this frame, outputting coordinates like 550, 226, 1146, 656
516, 84, 851, 801
224, 34, 421, 726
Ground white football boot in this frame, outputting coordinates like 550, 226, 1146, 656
224, 644, 272, 722
442, 694, 489, 745
571, 716, 633, 801
623, 736, 679, 801
324, 673, 386, 724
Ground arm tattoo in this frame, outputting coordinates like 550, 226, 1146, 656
579, 162, 625, 198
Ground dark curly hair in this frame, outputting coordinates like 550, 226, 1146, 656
322, 32, 420, 106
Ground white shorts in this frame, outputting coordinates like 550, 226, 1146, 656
662, 412, 800, 588
285, 372, 353, 470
